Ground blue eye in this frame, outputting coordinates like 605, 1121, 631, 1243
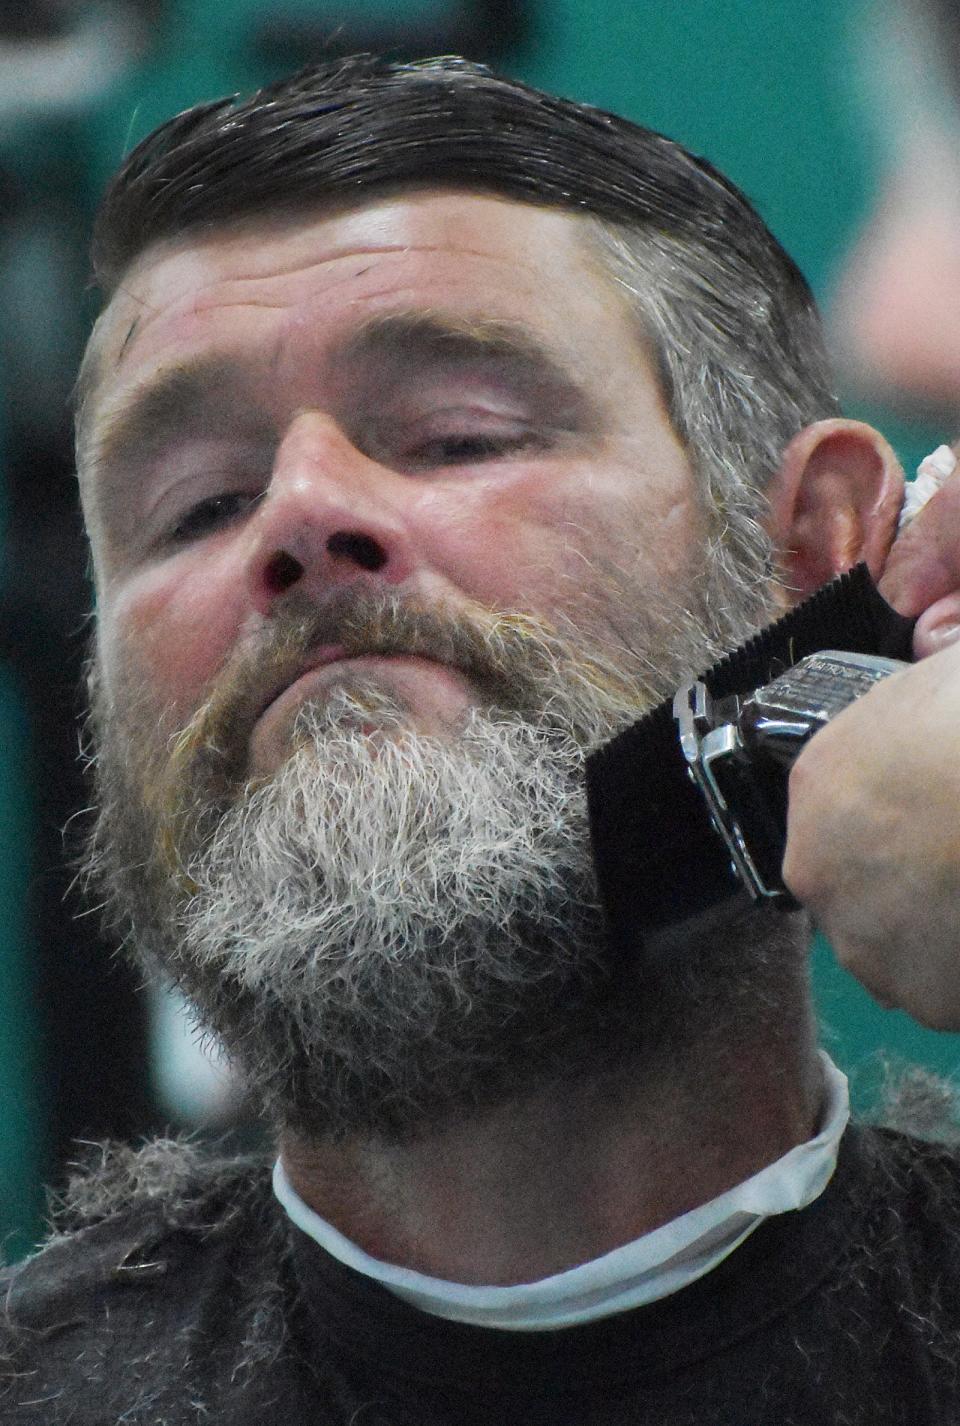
166, 491, 260, 545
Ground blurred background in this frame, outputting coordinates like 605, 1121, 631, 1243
1, 0, 955, 1262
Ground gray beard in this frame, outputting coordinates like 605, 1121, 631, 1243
83, 578, 806, 1142
166, 691, 614, 1138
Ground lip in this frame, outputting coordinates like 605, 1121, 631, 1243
254, 643, 348, 724
248, 649, 473, 772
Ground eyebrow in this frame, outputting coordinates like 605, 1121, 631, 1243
339, 311, 593, 409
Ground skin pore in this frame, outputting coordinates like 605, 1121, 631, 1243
81, 190, 821, 1285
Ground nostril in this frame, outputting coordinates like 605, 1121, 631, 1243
264, 550, 304, 594
327, 531, 388, 572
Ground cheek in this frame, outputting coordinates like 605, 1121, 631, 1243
100, 559, 243, 721
491, 467, 702, 606
428, 469, 701, 623
431, 493, 577, 613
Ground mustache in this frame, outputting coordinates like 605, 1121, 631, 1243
152, 587, 645, 821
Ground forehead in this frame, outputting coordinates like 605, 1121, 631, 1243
86, 191, 648, 407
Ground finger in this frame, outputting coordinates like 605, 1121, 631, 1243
914, 592, 960, 657
879, 468, 960, 616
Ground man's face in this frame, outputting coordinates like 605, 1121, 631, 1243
84, 191, 703, 747
80, 191, 752, 1138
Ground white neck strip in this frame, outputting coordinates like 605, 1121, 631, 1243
273, 1052, 849, 1332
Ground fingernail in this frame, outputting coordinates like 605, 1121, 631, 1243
930, 622, 960, 647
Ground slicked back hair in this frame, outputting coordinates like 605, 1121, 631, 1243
84, 54, 842, 612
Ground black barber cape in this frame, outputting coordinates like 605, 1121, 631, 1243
2, 1125, 960, 1425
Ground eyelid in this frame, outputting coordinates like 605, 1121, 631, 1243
400, 398, 541, 435
394, 415, 546, 462
139, 477, 267, 562
119, 430, 269, 516
128, 436, 273, 542
155, 488, 265, 552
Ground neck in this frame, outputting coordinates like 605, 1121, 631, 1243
280, 1041, 823, 1286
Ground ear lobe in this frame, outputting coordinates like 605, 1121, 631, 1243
765, 418, 904, 603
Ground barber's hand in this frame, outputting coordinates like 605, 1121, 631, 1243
876, 459, 960, 656
782, 466, 960, 1029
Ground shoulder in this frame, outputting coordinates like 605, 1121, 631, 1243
844, 1121, 960, 1283
4, 1135, 277, 1305
0, 1138, 284, 1419
851, 1118, 960, 1194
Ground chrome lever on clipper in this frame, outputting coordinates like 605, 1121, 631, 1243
674, 651, 907, 904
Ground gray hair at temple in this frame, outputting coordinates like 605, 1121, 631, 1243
78, 54, 842, 600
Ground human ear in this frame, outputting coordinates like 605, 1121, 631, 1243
764, 418, 905, 603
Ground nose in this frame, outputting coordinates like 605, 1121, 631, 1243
830, 133, 960, 415
245, 410, 417, 613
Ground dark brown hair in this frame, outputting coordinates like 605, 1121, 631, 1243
92, 55, 802, 301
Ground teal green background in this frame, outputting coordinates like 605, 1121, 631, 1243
3, 0, 956, 1256
0, 669, 42, 1262
0, 374, 44, 1260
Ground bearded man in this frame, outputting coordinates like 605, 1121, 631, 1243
3, 55, 959, 1426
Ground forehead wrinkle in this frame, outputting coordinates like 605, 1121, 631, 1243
134, 235, 537, 293
111, 226, 580, 378
117, 316, 140, 362
109, 241, 499, 368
